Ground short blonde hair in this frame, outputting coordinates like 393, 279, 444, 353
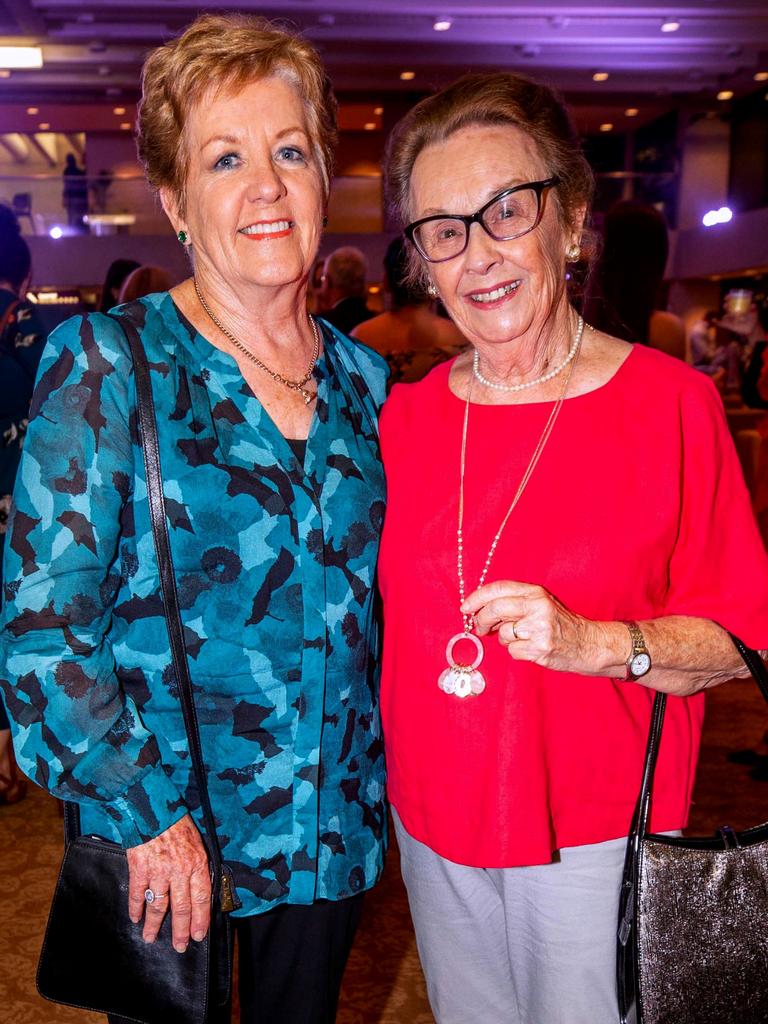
384, 72, 594, 287
138, 13, 338, 210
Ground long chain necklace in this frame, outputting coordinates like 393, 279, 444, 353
193, 279, 320, 405
473, 324, 581, 392
438, 315, 585, 700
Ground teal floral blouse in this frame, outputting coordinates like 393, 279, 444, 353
0, 292, 388, 916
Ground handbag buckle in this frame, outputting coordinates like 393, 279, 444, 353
718, 824, 741, 850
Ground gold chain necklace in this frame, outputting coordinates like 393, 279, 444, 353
438, 315, 585, 700
193, 279, 320, 405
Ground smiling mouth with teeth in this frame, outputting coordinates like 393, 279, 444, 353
240, 219, 294, 240
469, 281, 521, 304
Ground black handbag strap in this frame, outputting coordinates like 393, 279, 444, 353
632, 634, 768, 840
64, 312, 226, 890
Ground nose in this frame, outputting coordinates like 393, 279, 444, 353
246, 160, 285, 204
462, 221, 501, 276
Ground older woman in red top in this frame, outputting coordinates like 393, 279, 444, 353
378, 72, 768, 1024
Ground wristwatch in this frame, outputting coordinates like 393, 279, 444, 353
622, 620, 651, 681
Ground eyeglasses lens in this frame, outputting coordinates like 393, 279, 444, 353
484, 188, 539, 240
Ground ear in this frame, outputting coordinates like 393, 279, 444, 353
159, 187, 186, 236
568, 203, 588, 246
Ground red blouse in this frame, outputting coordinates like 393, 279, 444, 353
379, 345, 768, 868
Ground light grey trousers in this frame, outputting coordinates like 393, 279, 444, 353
392, 808, 627, 1024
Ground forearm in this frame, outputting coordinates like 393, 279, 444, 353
587, 616, 758, 696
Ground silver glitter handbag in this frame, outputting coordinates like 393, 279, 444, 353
617, 636, 768, 1024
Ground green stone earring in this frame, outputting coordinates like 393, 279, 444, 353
177, 230, 187, 244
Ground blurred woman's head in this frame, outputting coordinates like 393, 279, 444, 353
99, 258, 141, 313
117, 265, 173, 304
0, 205, 32, 294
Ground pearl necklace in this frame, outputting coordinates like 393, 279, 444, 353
473, 316, 584, 393
193, 279, 320, 405
438, 314, 583, 701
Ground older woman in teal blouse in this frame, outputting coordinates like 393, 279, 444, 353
0, 15, 386, 1024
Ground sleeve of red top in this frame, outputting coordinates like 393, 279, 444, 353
665, 372, 768, 650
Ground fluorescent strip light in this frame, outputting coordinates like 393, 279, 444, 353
0, 46, 43, 69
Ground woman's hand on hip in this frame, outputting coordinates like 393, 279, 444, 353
461, 580, 622, 676
126, 812, 211, 953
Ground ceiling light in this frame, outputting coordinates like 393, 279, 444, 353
0, 46, 43, 69
717, 90, 734, 100
374, 106, 384, 115
433, 18, 452, 31
113, 106, 126, 115
38, 122, 50, 131
0, 70, 10, 79
364, 122, 376, 131
702, 207, 732, 227
599, 123, 614, 132
593, 71, 609, 82
400, 70, 416, 81
625, 108, 639, 117
26, 106, 39, 115
120, 122, 132, 130
661, 20, 680, 33
49, 226, 64, 240
754, 72, 768, 82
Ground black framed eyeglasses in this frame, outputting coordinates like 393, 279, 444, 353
404, 176, 560, 263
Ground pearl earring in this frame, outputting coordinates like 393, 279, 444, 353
565, 243, 581, 263
427, 283, 438, 298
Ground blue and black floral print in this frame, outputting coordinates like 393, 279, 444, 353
0, 292, 388, 916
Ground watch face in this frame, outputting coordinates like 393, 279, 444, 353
630, 653, 651, 677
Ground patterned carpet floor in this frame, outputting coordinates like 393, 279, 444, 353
2, 677, 766, 1024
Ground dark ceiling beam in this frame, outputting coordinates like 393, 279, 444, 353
27, 133, 57, 167
3, 0, 47, 36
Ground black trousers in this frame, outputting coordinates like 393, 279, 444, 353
108, 893, 364, 1024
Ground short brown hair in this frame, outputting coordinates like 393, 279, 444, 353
138, 13, 338, 210
384, 72, 594, 283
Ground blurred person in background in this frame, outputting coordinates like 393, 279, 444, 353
352, 236, 466, 384
585, 199, 686, 360
318, 246, 375, 333
117, 264, 174, 303
62, 153, 89, 233
98, 258, 141, 313
0, 205, 47, 806
0, 15, 387, 1023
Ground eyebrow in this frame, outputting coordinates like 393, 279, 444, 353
201, 126, 310, 151
418, 179, 529, 218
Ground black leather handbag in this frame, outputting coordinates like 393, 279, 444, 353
617, 636, 768, 1024
36, 312, 241, 1024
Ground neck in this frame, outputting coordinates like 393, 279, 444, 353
473, 301, 578, 386
186, 268, 313, 355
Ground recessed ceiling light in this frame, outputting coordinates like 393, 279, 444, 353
38, 122, 50, 130
374, 106, 384, 115
661, 20, 680, 33
400, 70, 416, 81
625, 108, 639, 117
433, 18, 452, 31
0, 46, 43, 69
599, 123, 614, 132
593, 71, 610, 82
26, 106, 39, 115
717, 90, 734, 100
755, 72, 768, 82
120, 122, 131, 130
113, 106, 126, 115
364, 122, 376, 131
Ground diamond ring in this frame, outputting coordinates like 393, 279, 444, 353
144, 888, 169, 904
